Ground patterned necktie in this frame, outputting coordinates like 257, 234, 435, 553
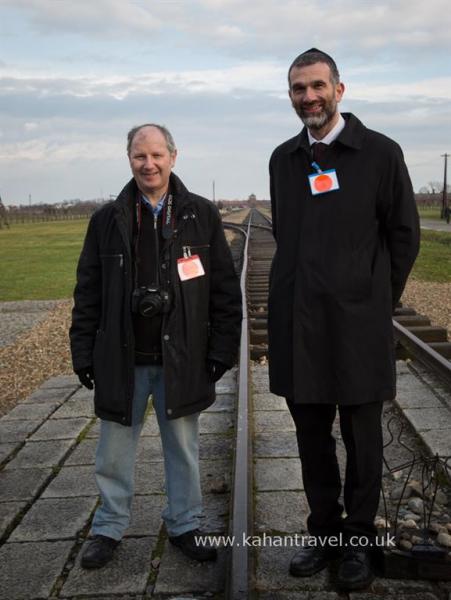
311, 142, 328, 163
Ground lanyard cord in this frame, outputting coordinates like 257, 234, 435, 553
134, 192, 174, 290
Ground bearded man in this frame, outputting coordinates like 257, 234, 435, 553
268, 49, 419, 591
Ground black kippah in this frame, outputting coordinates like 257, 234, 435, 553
300, 48, 337, 67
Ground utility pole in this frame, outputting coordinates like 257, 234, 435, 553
212, 180, 216, 204
441, 153, 449, 219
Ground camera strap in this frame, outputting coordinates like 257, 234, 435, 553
134, 190, 176, 290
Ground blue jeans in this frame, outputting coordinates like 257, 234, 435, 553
91, 365, 202, 540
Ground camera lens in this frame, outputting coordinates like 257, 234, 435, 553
139, 293, 163, 317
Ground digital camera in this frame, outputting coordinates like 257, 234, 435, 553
131, 286, 171, 318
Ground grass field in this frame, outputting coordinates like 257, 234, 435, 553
411, 229, 451, 283
417, 206, 443, 220
0, 216, 450, 301
0, 219, 89, 301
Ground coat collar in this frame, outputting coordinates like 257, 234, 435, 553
112, 172, 193, 248
288, 113, 366, 154
114, 171, 191, 213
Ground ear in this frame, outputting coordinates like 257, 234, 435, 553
336, 82, 345, 103
170, 149, 177, 168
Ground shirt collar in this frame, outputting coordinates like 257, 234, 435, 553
307, 113, 345, 146
141, 193, 166, 216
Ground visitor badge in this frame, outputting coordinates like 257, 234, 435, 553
308, 169, 340, 195
177, 254, 205, 281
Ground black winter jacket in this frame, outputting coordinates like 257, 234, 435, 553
268, 114, 420, 405
70, 173, 242, 424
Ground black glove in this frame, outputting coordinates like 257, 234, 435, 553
206, 360, 228, 383
76, 366, 95, 390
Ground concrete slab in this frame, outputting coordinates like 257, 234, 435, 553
200, 459, 231, 494
50, 397, 95, 419
395, 387, 443, 410
135, 462, 166, 494
419, 428, 451, 458
199, 494, 229, 533
254, 433, 299, 458
255, 491, 308, 533
256, 545, 333, 592
0, 501, 27, 538
154, 540, 226, 595
29, 417, 91, 441
1, 402, 59, 421
85, 419, 100, 438
0, 419, 42, 443
215, 381, 235, 394
0, 540, 73, 600
126, 494, 165, 537
10, 497, 97, 541
402, 408, 451, 432
199, 412, 234, 434
5, 439, 74, 469
62, 537, 155, 597
0, 442, 19, 464
136, 435, 163, 462
253, 393, 287, 411
396, 360, 412, 376
41, 466, 98, 498
0, 467, 52, 502
65, 438, 97, 465
255, 458, 303, 491
254, 411, 296, 433
69, 387, 95, 401
199, 434, 233, 460
20, 387, 74, 404
205, 393, 235, 412
40, 374, 79, 389
141, 415, 160, 436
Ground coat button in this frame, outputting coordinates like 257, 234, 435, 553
163, 334, 170, 341
167, 408, 172, 415
161, 264, 166, 270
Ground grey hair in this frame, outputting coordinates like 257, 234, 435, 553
288, 48, 340, 88
127, 123, 176, 155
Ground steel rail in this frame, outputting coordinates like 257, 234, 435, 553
225, 213, 252, 600
393, 320, 451, 386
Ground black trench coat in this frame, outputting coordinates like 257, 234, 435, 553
70, 173, 242, 424
268, 113, 420, 405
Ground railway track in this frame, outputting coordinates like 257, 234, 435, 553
223, 208, 451, 599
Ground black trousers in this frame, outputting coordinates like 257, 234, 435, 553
286, 400, 383, 542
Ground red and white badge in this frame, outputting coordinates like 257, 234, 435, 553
308, 169, 340, 195
177, 254, 205, 281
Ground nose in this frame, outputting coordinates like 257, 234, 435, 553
303, 86, 317, 102
143, 156, 155, 169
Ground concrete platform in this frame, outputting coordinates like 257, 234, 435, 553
0, 370, 237, 600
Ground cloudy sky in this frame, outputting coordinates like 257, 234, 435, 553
1, 0, 450, 204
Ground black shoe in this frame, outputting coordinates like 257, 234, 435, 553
289, 545, 337, 577
81, 535, 120, 569
336, 549, 374, 591
169, 529, 217, 562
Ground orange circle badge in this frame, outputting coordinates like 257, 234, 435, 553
313, 174, 333, 193
182, 261, 200, 278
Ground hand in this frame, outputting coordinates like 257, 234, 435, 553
206, 360, 228, 383
76, 366, 95, 390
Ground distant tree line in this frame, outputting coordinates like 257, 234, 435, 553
2, 198, 109, 225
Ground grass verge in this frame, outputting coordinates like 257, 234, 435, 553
0, 219, 88, 301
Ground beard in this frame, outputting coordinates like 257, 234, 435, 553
293, 97, 337, 130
